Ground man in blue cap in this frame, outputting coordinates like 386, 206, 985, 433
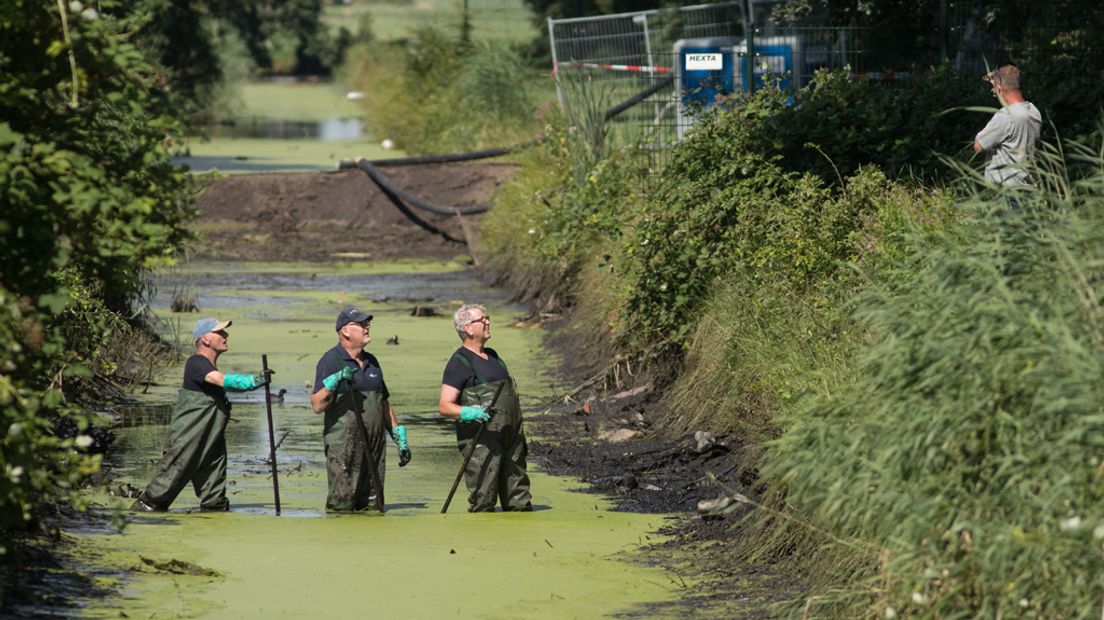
310, 307, 411, 511
132, 318, 271, 512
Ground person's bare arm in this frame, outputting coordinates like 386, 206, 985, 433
310, 387, 334, 414
438, 384, 463, 420
383, 401, 399, 430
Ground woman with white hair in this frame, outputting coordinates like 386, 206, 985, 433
438, 304, 532, 512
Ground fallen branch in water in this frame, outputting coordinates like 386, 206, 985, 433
139, 556, 222, 577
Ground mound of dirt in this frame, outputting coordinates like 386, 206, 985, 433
189, 162, 518, 261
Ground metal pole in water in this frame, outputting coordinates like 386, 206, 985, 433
262, 354, 282, 516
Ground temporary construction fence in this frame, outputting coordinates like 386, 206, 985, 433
549, 3, 868, 172
548, 2, 742, 119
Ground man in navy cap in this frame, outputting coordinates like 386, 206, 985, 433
132, 318, 271, 512
310, 307, 411, 511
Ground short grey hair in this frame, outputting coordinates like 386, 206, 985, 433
987, 64, 1021, 91
453, 304, 486, 340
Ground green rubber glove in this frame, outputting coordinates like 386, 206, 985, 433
224, 373, 265, 392
322, 366, 356, 392
459, 405, 491, 423
391, 425, 411, 467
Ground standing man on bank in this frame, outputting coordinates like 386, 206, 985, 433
311, 307, 411, 512
973, 63, 1042, 187
438, 304, 532, 512
133, 318, 271, 512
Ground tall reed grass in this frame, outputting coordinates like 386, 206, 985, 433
756, 129, 1104, 617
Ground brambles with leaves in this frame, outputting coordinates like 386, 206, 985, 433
0, 1, 194, 542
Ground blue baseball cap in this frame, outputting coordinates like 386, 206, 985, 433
335, 307, 373, 331
193, 318, 232, 341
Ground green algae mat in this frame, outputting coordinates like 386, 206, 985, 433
75, 261, 684, 617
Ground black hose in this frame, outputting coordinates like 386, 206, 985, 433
367, 140, 542, 167
370, 169, 467, 242
353, 158, 491, 216
604, 76, 674, 121
345, 76, 672, 218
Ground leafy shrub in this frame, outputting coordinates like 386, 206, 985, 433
652, 164, 953, 456
0, 1, 194, 542
620, 105, 955, 363
673, 66, 985, 187
762, 65, 986, 181
480, 116, 644, 303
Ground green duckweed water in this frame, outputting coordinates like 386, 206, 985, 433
74, 260, 686, 618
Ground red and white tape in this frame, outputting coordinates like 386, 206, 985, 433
848, 71, 912, 80
554, 61, 672, 75
553, 61, 910, 82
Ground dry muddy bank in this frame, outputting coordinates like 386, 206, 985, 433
188, 164, 516, 262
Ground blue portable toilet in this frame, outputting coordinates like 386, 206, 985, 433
674, 37, 739, 140
733, 35, 803, 94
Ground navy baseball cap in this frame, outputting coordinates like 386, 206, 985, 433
335, 307, 373, 330
193, 318, 231, 341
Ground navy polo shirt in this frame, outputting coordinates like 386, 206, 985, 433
313, 344, 390, 399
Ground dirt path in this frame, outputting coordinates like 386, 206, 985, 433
189, 162, 517, 261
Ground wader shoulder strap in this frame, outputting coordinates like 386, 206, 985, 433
451, 352, 482, 384
451, 350, 507, 385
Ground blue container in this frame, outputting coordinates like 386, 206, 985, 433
734, 36, 803, 94
675, 37, 738, 113
674, 37, 739, 140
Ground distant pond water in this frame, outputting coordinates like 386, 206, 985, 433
202, 116, 365, 141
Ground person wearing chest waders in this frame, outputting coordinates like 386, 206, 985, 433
310, 308, 411, 512
438, 304, 532, 512
132, 318, 271, 512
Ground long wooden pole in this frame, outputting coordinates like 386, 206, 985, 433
441, 381, 507, 514
261, 354, 281, 516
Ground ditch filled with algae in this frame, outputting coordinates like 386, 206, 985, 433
63, 259, 687, 618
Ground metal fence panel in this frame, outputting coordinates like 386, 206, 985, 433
548, 4, 871, 172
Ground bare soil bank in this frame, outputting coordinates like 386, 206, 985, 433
188, 163, 518, 261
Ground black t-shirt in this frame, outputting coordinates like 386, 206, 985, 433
182, 354, 226, 401
441, 347, 509, 391
313, 344, 390, 399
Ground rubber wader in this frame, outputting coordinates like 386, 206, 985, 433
139, 388, 232, 511
454, 355, 532, 512
324, 388, 387, 511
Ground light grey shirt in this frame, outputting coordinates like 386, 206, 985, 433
975, 101, 1041, 186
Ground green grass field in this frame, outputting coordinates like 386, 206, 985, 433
323, 0, 537, 44
182, 81, 399, 172
228, 80, 367, 121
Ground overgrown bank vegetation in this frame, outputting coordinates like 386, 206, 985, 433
477, 66, 1104, 615
345, 27, 543, 154
0, 1, 194, 558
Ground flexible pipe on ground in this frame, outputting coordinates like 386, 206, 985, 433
353, 157, 490, 216
345, 76, 676, 218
